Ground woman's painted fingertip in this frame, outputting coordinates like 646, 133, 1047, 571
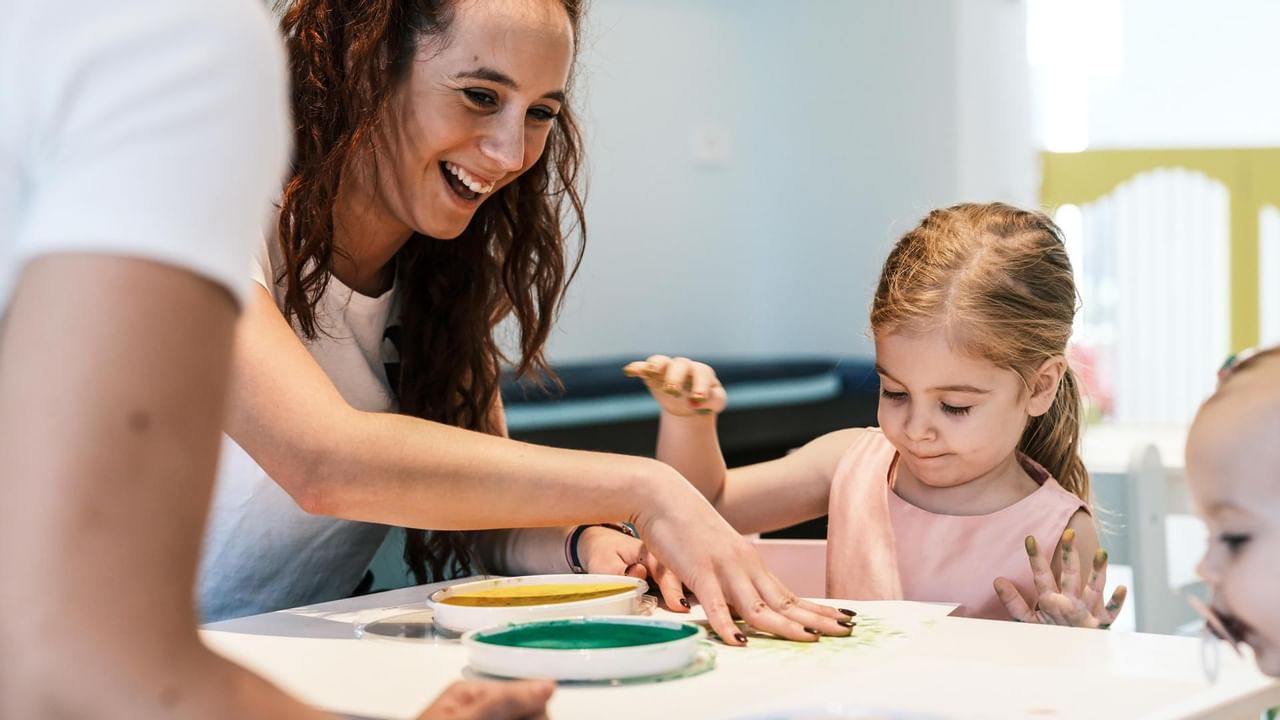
838, 608, 857, 617
837, 620, 856, 628
1024, 535, 1038, 557
1093, 548, 1108, 570
679, 597, 690, 609
734, 633, 748, 644
1062, 528, 1076, 545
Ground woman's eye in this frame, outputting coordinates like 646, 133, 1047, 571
1219, 533, 1251, 554
941, 403, 971, 417
528, 106, 559, 122
462, 89, 497, 108
880, 389, 908, 402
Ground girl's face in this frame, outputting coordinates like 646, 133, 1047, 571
358, 0, 574, 240
874, 328, 1061, 488
1189, 385, 1280, 676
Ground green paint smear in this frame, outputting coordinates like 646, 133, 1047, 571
699, 616, 907, 656
475, 620, 697, 649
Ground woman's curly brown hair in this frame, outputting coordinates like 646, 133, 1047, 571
275, 0, 587, 584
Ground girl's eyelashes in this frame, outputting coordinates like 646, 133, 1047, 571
880, 389, 972, 416
1219, 533, 1251, 555
881, 389, 908, 402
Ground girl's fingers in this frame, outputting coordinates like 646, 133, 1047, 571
1024, 535, 1059, 597
1101, 585, 1128, 627
1058, 528, 1081, 597
994, 577, 1036, 622
642, 355, 671, 388
1082, 549, 1109, 615
663, 357, 693, 397
687, 363, 716, 407
622, 360, 649, 378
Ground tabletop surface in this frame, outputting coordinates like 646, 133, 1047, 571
202, 581, 1280, 720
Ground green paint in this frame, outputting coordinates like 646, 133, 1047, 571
474, 620, 697, 650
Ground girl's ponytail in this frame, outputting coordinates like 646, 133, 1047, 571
1020, 365, 1089, 502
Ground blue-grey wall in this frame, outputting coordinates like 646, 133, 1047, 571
544, 0, 1034, 363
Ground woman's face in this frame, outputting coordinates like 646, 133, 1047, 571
366, 0, 574, 240
1189, 378, 1280, 677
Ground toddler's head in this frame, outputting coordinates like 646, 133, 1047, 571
1189, 347, 1280, 675
870, 203, 1087, 499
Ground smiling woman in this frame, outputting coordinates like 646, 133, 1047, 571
199, 0, 851, 650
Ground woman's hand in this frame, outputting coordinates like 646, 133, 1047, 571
415, 679, 552, 720
635, 477, 856, 646
623, 355, 727, 417
994, 529, 1128, 628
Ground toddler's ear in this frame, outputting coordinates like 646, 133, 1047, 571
1027, 355, 1067, 417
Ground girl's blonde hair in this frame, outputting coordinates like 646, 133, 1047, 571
871, 202, 1088, 502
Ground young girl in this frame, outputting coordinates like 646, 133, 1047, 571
1188, 346, 1280, 675
627, 202, 1128, 625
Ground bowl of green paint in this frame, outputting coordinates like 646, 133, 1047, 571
462, 616, 706, 681
428, 574, 649, 634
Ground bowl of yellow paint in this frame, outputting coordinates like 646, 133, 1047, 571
427, 574, 649, 634
462, 616, 706, 681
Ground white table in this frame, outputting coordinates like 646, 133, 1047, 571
203, 582, 1280, 720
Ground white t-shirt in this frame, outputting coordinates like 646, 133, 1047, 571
198, 234, 402, 622
0, 0, 289, 311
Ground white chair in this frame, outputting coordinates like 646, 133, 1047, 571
751, 537, 827, 599
1084, 424, 1206, 634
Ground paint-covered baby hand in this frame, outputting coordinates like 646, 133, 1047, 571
994, 529, 1128, 628
623, 355, 727, 417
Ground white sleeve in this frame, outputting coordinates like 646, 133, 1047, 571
11, 0, 290, 305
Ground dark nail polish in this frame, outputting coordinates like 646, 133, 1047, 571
679, 597, 690, 608
734, 633, 748, 644
804, 627, 821, 635
838, 620, 856, 628
839, 608, 857, 617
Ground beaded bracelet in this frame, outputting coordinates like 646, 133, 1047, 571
564, 522, 639, 574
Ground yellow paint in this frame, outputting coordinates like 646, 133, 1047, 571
440, 582, 636, 607
1041, 148, 1280, 352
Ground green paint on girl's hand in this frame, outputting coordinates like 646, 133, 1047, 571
1024, 535, 1038, 557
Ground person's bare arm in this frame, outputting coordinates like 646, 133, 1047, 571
0, 256, 326, 718
226, 290, 851, 643
714, 429, 860, 535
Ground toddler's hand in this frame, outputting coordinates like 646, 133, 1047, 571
623, 355, 727, 417
576, 526, 687, 611
994, 529, 1128, 629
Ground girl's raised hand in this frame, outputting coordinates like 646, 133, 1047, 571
994, 529, 1128, 629
623, 355, 727, 417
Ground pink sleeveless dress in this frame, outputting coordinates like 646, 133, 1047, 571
825, 428, 1087, 620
